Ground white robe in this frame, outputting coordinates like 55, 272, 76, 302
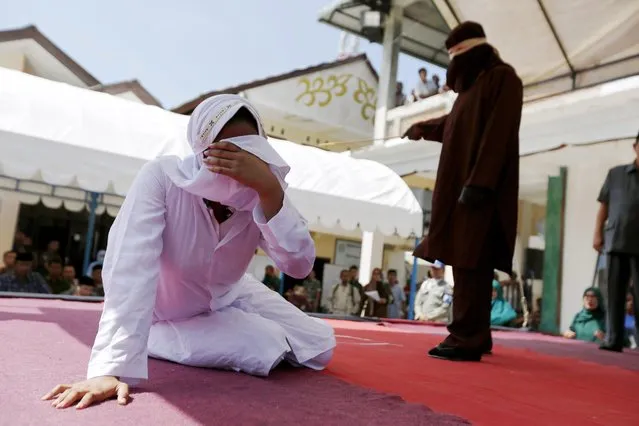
87, 159, 336, 382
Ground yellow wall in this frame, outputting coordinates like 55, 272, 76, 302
403, 174, 436, 190
311, 232, 338, 261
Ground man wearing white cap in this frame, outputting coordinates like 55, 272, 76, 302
43, 94, 336, 410
414, 261, 453, 323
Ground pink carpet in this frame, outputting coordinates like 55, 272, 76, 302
0, 298, 467, 426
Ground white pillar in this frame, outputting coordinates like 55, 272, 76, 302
559, 164, 608, 331
359, 231, 384, 283
373, 3, 403, 146
0, 191, 20, 256
515, 201, 533, 274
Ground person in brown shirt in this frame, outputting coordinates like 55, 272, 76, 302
362, 268, 390, 318
404, 21, 523, 361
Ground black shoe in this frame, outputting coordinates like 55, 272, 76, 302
599, 344, 623, 353
428, 345, 482, 362
480, 342, 493, 355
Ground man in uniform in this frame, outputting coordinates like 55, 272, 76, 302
404, 22, 523, 361
593, 131, 639, 352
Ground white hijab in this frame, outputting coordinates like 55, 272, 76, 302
160, 94, 290, 211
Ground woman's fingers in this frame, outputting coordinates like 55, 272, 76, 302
51, 388, 72, 407
204, 157, 235, 169
212, 141, 241, 152
205, 148, 238, 160
42, 384, 69, 400
56, 390, 81, 409
116, 383, 130, 405
76, 392, 96, 410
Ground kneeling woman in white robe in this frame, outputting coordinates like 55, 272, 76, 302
43, 94, 336, 409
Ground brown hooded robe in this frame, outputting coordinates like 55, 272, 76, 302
411, 58, 522, 275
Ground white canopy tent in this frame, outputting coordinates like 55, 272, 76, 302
0, 67, 422, 238
353, 75, 639, 204
319, 0, 639, 100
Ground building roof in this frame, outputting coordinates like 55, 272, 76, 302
0, 25, 100, 87
172, 53, 378, 114
92, 80, 163, 107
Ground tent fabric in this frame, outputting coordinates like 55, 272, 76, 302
352, 75, 639, 204
0, 67, 422, 238
439, 0, 639, 100
318, 0, 639, 100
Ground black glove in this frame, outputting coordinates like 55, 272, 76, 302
458, 186, 492, 208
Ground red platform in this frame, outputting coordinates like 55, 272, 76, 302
1, 297, 637, 426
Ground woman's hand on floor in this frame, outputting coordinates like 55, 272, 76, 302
42, 376, 129, 409
563, 330, 576, 339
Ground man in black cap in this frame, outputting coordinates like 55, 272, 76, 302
0, 251, 51, 294
404, 21, 523, 361
593, 131, 639, 352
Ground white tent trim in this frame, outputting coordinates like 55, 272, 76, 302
0, 67, 423, 238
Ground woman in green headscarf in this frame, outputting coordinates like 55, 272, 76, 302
563, 287, 606, 343
491, 279, 517, 326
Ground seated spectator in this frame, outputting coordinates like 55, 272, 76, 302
302, 270, 322, 312
262, 264, 281, 293
37, 240, 61, 275
0, 250, 16, 274
91, 265, 104, 297
414, 261, 452, 322
287, 284, 310, 312
85, 249, 106, 276
490, 278, 517, 326
563, 287, 606, 343
0, 252, 51, 294
46, 257, 71, 294
62, 265, 78, 287
329, 269, 361, 316
625, 292, 637, 349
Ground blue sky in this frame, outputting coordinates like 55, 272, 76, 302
0, 0, 444, 108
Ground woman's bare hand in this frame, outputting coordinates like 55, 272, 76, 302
42, 376, 129, 410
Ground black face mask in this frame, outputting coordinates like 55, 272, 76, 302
446, 44, 500, 93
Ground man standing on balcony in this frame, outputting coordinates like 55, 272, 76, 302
404, 21, 523, 361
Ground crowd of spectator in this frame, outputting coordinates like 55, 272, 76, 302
395, 67, 450, 107
0, 233, 104, 297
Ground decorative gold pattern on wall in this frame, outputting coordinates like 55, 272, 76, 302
295, 74, 352, 107
295, 74, 377, 123
352, 78, 377, 123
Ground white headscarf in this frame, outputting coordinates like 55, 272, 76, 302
160, 94, 290, 211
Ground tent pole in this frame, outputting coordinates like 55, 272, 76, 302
408, 237, 419, 320
82, 192, 99, 275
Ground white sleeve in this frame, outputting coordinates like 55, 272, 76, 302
253, 194, 315, 279
87, 161, 166, 382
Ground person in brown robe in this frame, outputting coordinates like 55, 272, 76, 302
404, 21, 523, 361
